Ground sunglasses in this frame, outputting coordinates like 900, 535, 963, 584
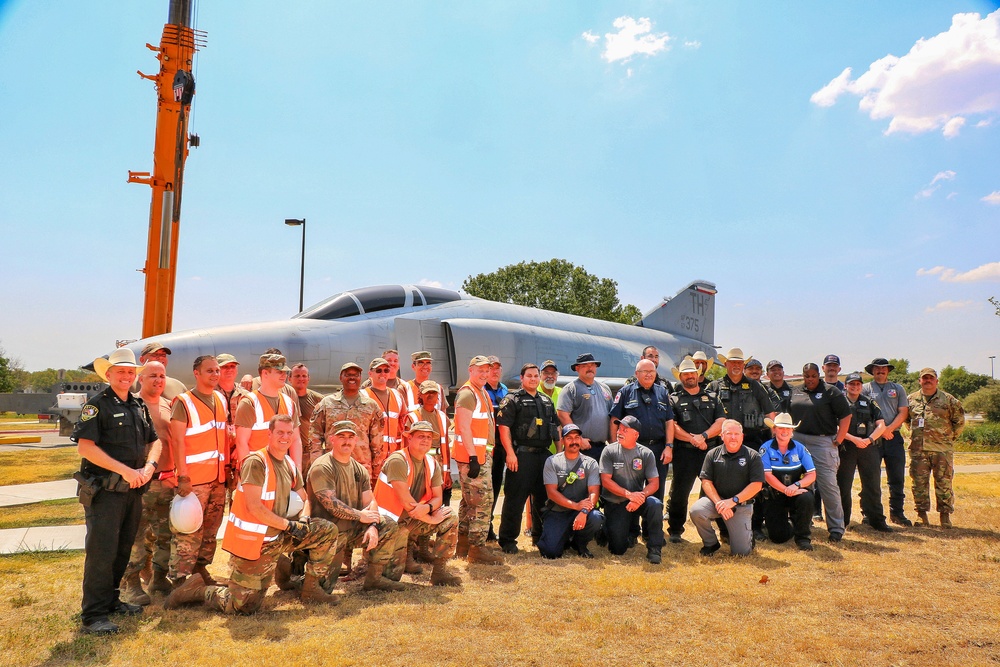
374, 368, 392, 374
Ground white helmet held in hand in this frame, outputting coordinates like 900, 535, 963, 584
286, 490, 304, 519
170, 493, 204, 534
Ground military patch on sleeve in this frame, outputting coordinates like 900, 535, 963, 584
81, 405, 98, 421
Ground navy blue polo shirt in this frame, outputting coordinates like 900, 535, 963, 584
609, 381, 675, 443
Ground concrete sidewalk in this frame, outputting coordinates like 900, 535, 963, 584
0, 524, 86, 554
0, 479, 78, 507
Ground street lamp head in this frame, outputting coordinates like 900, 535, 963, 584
285, 218, 305, 226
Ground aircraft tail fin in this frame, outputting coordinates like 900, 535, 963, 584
635, 281, 716, 345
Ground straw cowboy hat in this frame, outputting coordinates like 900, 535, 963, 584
93, 348, 144, 380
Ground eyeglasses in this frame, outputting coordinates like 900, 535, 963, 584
374, 368, 391, 374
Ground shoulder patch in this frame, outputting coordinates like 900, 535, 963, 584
81, 405, 98, 421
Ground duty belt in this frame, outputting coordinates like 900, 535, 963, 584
516, 444, 551, 452
639, 439, 666, 447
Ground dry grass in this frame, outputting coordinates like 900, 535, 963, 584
0, 499, 83, 530
953, 451, 1000, 466
1, 474, 998, 667
0, 449, 80, 486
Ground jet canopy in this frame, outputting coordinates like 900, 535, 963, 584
294, 284, 462, 320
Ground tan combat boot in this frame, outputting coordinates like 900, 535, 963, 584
916, 511, 930, 527
455, 533, 470, 559
362, 563, 407, 592
414, 535, 435, 563
300, 573, 340, 605
149, 568, 172, 594
274, 555, 300, 590
121, 570, 151, 606
430, 559, 463, 587
404, 551, 424, 575
467, 544, 504, 566
164, 575, 207, 609
940, 512, 953, 529
194, 563, 218, 586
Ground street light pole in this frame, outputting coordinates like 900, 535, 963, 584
990, 355, 996, 380
284, 218, 306, 312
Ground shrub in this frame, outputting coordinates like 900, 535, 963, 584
964, 384, 1000, 423
958, 423, 1000, 450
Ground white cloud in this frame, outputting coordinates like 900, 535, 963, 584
925, 299, 975, 313
915, 170, 956, 198
684, 40, 701, 49
981, 191, 1000, 204
917, 262, 1000, 282
810, 9, 1000, 136
601, 16, 670, 63
947, 191, 959, 200
581, 31, 599, 44
417, 279, 443, 288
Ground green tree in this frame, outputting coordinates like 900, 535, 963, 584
463, 259, 642, 325
938, 365, 992, 400
964, 384, 1000, 423
0, 344, 23, 393
886, 358, 918, 394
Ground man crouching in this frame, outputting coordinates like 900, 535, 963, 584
376, 421, 463, 586
166, 414, 340, 612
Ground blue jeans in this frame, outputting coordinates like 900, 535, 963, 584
536, 509, 605, 558
603, 496, 664, 554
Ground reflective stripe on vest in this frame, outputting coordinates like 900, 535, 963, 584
222, 450, 295, 559
365, 387, 404, 452
178, 390, 228, 485
452, 382, 493, 464
403, 380, 443, 412
248, 391, 294, 451
373, 449, 437, 522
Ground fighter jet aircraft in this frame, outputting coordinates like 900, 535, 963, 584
115, 280, 717, 393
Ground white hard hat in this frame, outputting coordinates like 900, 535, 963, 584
170, 493, 204, 534
286, 491, 304, 519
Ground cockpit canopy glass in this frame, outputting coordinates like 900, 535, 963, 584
295, 285, 460, 321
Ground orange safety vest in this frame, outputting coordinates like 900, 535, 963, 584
452, 382, 493, 464
402, 379, 443, 412
247, 390, 295, 452
405, 405, 450, 464
373, 449, 436, 522
364, 387, 405, 453
221, 449, 295, 560
176, 390, 228, 485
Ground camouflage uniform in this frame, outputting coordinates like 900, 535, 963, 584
457, 452, 494, 546
386, 513, 458, 580
169, 481, 227, 580
204, 518, 339, 614
907, 389, 964, 513
334, 518, 398, 570
124, 479, 174, 579
310, 391, 384, 480
297, 388, 326, 473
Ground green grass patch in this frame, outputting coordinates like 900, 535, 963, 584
957, 422, 1000, 451
0, 448, 80, 485
0, 498, 83, 530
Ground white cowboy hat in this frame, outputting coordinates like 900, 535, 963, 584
764, 412, 801, 430
717, 347, 752, 364
93, 348, 144, 380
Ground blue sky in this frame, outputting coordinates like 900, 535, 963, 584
1, 1, 998, 376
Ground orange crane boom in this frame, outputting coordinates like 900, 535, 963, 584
128, 0, 206, 338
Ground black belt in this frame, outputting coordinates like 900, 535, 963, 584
639, 439, 666, 447
516, 445, 551, 452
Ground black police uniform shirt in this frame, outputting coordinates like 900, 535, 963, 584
496, 389, 559, 449
599, 443, 658, 504
764, 380, 793, 414
846, 394, 883, 440
609, 382, 675, 443
788, 383, 852, 436
707, 375, 777, 430
699, 444, 765, 501
71, 387, 159, 476
669, 387, 726, 447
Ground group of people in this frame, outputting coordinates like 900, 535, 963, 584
71, 341, 965, 635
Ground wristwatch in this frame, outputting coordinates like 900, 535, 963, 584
732, 495, 740, 505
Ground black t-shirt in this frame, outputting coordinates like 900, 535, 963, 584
789, 383, 851, 436
699, 444, 765, 500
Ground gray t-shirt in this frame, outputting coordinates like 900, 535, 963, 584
599, 443, 658, 504
863, 381, 909, 426
556, 379, 613, 442
542, 452, 600, 512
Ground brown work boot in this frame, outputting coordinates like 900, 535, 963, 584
917, 511, 931, 527
414, 536, 435, 563
139, 560, 153, 586
940, 512, 953, 529
121, 570, 151, 606
362, 563, 406, 592
149, 568, 172, 594
404, 551, 424, 575
194, 563, 218, 586
300, 573, 340, 605
274, 555, 300, 591
455, 533, 470, 559
430, 559, 463, 587
468, 544, 504, 566
164, 575, 207, 609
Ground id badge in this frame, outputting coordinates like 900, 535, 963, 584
917, 418, 924, 428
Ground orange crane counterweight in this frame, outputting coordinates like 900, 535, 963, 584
128, 0, 206, 338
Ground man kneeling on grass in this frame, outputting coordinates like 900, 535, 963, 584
166, 414, 340, 612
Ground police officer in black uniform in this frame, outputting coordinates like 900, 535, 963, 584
609, 358, 675, 502
667, 358, 726, 542
708, 347, 778, 450
764, 360, 793, 413
72, 348, 160, 635
496, 363, 560, 554
837, 371, 892, 532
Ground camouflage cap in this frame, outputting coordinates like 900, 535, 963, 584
419, 380, 440, 394
332, 420, 358, 435
340, 362, 363, 373
216, 353, 239, 366
486, 355, 502, 365
919, 367, 938, 378
370, 357, 390, 370
259, 353, 290, 372
411, 351, 433, 362
540, 359, 558, 371
141, 342, 171, 356
469, 355, 491, 367
407, 420, 435, 433
845, 371, 864, 384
